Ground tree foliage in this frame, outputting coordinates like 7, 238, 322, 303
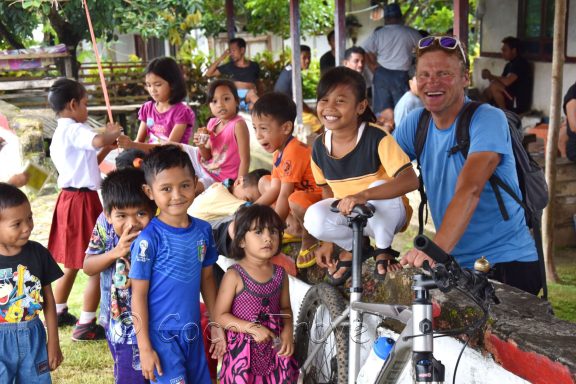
0, 0, 476, 54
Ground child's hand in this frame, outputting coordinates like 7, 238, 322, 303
246, 323, 275, 343
47, 339, 64, 370
338, 194, 367, 216
140, 348, 163, 382
209, 325, 227, 359
277, 326, 294, 357
105, 122, 122, 138
116, 224, 141, 257
116, 134, 133, 149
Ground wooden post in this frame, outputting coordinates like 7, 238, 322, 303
543, 0, 566, 283
226, 0, 235, 40
453, 0, 469, 49
334, 0, 346, 66
289, 0, 304, 135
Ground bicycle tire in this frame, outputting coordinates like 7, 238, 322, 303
294, 283, 349, 384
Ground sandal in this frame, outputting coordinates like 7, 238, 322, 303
373, 248, 400, 281
296, 242, 322, 269
326, 258, 352, 286
326, 244, 373, 286
282, 232, 301, 244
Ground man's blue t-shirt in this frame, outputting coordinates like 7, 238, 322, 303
129, 216, 218, 331
393, 103, 537, 268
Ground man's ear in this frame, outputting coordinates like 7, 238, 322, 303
142, 184, 154, 200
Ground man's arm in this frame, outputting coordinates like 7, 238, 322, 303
401, 151, 501, 267
482, 69, 518, 87
566, 99, 576, 133
205, 50, 229, 78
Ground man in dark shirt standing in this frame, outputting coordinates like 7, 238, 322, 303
206, 37, 261, 109
482, 36, 532, 114
319, 30, 335, 76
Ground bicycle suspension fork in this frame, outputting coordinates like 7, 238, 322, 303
412, 274, 445, 383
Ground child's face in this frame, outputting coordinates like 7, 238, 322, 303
232, 177, 261, 202
106, 205, 154, 238
0, 202, 33, 255
145, 73, 171, 104
67, 95, 89, 123
241, 225, 280, 260
144, 166, 197, 223
317, 84, 367, 132
301, 51, 311, 70
209, 85, 238, 121
252, 113, 292, 153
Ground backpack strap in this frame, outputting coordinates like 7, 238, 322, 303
450, 101, 482, 158
452, 101, 521, 221
415, 109, 431, 235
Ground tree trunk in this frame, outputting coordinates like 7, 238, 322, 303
0, 19, 24, 49
543, 0, 566, 283
47, 5, 82, 78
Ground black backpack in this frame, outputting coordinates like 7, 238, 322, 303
414, 101, 549, 298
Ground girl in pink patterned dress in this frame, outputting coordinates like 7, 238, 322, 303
193, 79, 250, 182
214, 205, 299, 384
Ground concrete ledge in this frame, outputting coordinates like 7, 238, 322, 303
371, 269, 576, 383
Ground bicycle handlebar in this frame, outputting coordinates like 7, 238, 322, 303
414, 235, 500, 306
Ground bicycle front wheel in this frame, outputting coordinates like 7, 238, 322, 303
294, 283, 349, 384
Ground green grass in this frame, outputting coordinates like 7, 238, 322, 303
548, 249, 576, 322
51, 272, 114, 384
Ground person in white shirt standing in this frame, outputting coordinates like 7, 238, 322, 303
47, 78, 121, 340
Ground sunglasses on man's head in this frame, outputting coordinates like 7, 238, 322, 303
417, 36, 468, 65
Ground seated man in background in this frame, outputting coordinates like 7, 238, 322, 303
274, 45, 312, 100
482, 36, 532, 114
343, 46, 366, 73
205, 37, 261, 110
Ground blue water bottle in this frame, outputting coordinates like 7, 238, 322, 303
357, 336, 395, 383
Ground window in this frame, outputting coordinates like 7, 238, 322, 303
518, 0, 556, 61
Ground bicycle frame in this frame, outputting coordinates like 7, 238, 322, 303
296, 204, 484, 384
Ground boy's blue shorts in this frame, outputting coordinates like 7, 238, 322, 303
0, 317, 52, 383
150, 327, 211, 384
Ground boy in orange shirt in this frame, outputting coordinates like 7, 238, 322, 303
252, 92, 323, 269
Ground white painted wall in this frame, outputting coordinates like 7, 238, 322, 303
474, 0, 576, 116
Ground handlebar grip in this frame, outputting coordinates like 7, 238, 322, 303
413, 235, 450, 264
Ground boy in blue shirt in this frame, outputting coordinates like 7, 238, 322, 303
130, 145, 225, 383
83, 167, 156, 382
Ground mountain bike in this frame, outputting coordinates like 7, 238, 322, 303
294, 202, 499, 384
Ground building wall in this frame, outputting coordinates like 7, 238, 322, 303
475, 0, 576, 115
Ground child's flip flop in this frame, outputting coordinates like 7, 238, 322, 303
282, 232, 301, 244
296, 242, 322, 269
